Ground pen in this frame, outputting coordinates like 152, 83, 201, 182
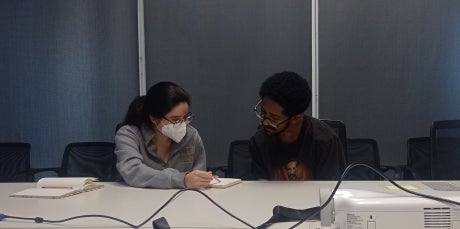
42, 186, 73, 189
211, 176, 221, 184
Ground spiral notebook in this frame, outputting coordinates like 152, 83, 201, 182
10, 177, 104, 199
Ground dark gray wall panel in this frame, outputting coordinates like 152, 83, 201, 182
319, 0, 460, 165
144, 0, 311, 167
0, 0, 138, 168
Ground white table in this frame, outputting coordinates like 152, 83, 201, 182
0, 181, 342, 228
1, 180, 433, 228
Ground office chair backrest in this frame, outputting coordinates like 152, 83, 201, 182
407, 137, 431, 180
0, 142, 33, 182
60, 142, 117, 181
320, 119, 348, 171
431, 120, 460, 180
346, 138, 381, 180
226, 140, 253, 179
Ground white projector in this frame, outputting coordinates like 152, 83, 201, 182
320, 181, 460, 229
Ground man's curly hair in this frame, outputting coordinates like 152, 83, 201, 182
259, 71, 311, 116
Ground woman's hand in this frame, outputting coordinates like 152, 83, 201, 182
184, 170, 213, 189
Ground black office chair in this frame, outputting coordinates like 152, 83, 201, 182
346, 138, 382, 180
376, 137, 431, 181
320, 119, 348, 173
404, 137, 431, 180
207, 140, 253, 179
41, 142, 118, 182
0, 142, 33, 182
431, 120, 460, 180
62, 142, 118, 181
226, 140, 254, 179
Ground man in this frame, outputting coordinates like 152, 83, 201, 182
249, 71, 345, 180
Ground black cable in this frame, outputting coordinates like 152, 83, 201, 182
288, 163, 460, 229
134, 188, 255, 229
2, 188, 255, 229
256, 206, 320, 228
5, 214, 137, 227
185, 189, 256, 229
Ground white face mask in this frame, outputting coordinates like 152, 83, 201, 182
160, 121, 187, 143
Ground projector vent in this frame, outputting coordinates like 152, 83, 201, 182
424, 207, 451, 228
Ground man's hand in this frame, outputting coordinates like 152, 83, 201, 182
184, 170, 213, 189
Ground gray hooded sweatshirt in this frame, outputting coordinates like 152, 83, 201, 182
114, 123, 206, 189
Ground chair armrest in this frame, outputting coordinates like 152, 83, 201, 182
31, 167, 60, 174
9, 167, 60, 182
30, 167, 61, 179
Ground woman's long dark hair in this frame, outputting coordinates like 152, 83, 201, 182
122, 82, 191, 128
122, 95, 145, 126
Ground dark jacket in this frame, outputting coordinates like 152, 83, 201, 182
249, 116, 345, 180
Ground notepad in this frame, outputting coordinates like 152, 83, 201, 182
10, 177, 104, 199
208, 178, 242, 189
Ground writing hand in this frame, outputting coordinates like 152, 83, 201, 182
184, 170, 213, 189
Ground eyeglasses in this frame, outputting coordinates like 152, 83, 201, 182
253, 100, 291, 128
163, 112, 194, 128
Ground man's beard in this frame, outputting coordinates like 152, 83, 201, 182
263, 125, 278, 135
263, 120, 290, 136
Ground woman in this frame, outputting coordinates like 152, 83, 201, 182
115, 82, 212, 189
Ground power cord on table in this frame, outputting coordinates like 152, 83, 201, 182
1, 188, 255, 229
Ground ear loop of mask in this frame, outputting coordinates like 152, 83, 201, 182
150, 116, 163, 132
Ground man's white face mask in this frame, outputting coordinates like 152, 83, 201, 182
160, 121, 187, 143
